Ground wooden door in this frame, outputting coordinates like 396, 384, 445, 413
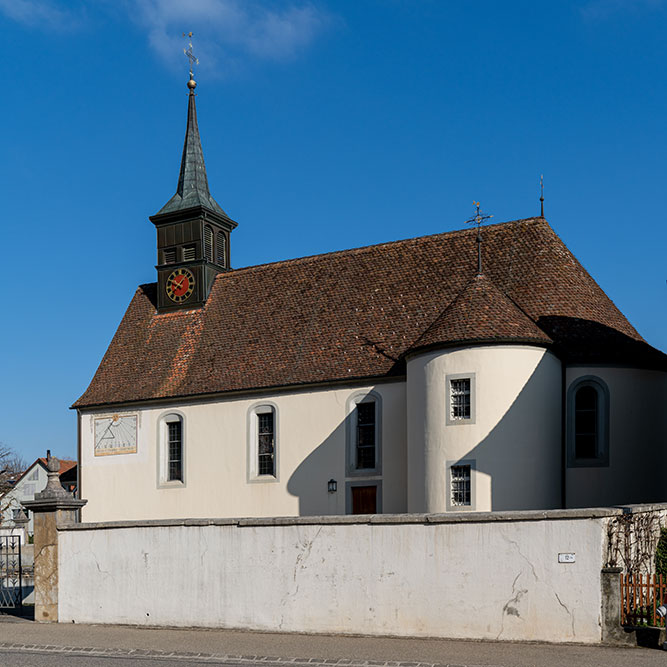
351, 485, 377, 514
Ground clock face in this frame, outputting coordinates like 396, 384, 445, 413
166, 268, 195, 303
94, 414, 137, 456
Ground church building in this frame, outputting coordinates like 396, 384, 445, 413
72, 74, 667, 522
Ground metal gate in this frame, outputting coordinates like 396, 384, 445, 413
0, 535, 22, 611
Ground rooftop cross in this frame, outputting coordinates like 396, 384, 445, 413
464, 201, 493, 276
540, 174, 544, 217
183, 32, 199, 79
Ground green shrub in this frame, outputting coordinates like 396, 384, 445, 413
655, 527, 667, 578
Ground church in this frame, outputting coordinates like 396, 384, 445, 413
72, 72, 667, 523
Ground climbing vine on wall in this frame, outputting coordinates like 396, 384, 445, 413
605, 511, 665, 574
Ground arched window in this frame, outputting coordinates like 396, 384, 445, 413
216, 232, 227, 267
247, 403, 278, 481
204, 225, 213, 262
567, 377, 609, 467
158, 412, 186, 486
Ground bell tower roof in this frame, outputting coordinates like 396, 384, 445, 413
156, 76, 229, 219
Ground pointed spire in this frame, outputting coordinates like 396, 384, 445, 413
156, 77, 228, 218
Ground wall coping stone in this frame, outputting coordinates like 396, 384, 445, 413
58, 503, 667, 532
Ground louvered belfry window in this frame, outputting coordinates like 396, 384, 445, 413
257, 411, 275, 476
355, 401, 376, 469
217, 232, 227, 267
167, 420, 183, 482
163, 248, 176, 264
204, 226, 213, 262
183, 245, 196, 262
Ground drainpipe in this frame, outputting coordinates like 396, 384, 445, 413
561, 360, 567, 509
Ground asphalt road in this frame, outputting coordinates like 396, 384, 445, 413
1, 614, 666, 667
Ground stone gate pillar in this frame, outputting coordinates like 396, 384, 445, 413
23, 452, 86, 623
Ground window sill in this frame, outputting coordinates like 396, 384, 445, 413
157, 479, 186, 490
247, 474, 279, 484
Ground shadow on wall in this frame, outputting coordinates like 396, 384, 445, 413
455, 353, 562, 512
286, 416, 347, 517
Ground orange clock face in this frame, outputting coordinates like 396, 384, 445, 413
166, 268, 195, 303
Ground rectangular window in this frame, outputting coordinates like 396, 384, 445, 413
450, 464, 471, 506
257, 412, 275, 476
450, 378, 471, 420
167, 421, 182, 482
355, 402, 376, 469
163, 248, 176, 264
182, 245, 196, 262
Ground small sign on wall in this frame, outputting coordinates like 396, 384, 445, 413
558, 553, 576, 563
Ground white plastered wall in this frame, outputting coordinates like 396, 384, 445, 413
79, 382, 407, 522
407, 345, 562, 513
58, 514, 606, 643
566, 366, 667, 508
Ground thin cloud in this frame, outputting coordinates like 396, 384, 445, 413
0, 0, 84, 30
128, 0, 331, 76
580, 0, 664, 21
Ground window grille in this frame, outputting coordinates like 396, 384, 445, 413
204, 226, 213, 262
167, 420, 183, 482
163, 248, 176, 264
182, 245, 196, 262
355, 402, 376, 469
217, 233, 227, 267
450, 378, 471, 420
574, 385, 598, 459
257, 412, 275, 476
451, 465, 471, 506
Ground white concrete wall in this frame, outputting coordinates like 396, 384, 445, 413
566, 367, 667, 508
80, 382, 407, 522
407, 345, 561, 513
58, 512, 606, 643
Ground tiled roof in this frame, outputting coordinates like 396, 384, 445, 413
37, 458, 77, 475
408, 273, 552, 352
73, 217, 667, 408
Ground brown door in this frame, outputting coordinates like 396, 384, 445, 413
351, 485, 377, 514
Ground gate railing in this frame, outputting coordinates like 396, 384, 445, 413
620, 572, 666, 627
0, 535, 22, 611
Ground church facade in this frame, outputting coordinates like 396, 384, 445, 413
72, 75, 667, 523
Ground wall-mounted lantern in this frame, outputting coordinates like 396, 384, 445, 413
327, 478, 337, 494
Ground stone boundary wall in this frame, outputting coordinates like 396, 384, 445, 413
57, 505, 667, 643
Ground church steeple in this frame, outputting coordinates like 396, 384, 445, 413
150, 73, 237, 314
156, 75, 228, 218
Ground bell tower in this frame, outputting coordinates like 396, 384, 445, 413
150, 68, 237, 313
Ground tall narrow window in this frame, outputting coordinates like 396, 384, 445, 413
216, 232, 227, 267
575, 385, 598, 459
450, 379, 471, 420
567, 376, 609, 467
204, 226, 213, 262
450, 464, 471, 507
167, 420, 183, 482
257, 410, 275, 477
355, 402, 376, 469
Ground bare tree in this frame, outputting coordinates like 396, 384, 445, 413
0, 443, 27, 495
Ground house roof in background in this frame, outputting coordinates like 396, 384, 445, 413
73, 217, 667, 409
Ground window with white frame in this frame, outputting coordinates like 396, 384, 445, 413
346, 392, 382, 476
248, 404, 278, 481
450, 464, 471, 506
158, 412, 185, 486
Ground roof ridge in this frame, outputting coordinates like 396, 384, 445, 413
220, 217, 548, 279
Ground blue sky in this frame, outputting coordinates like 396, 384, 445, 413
1, 0, 666, 464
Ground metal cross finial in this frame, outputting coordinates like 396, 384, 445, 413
183, 32, 199, 77
464, 201, 493, 276
540, 174, 544, 217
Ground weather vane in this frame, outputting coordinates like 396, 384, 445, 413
464, 201, 493, 276
183, 32, 199, 79
540, 174, 544, 217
